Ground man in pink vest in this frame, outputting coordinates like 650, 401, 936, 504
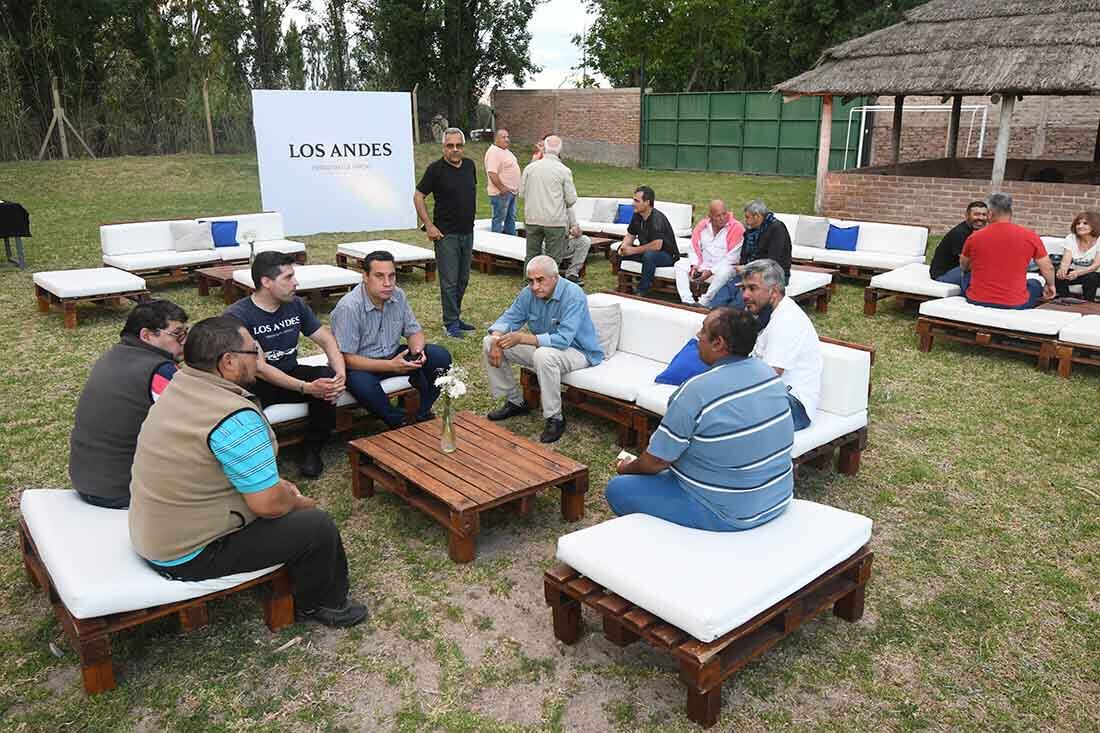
674, 199, 745, 306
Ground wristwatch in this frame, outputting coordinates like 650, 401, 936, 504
298, 380, 306, 394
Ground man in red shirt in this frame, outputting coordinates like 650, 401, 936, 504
961, 193, 1055, 309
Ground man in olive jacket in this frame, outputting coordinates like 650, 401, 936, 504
128, 316, 367, 628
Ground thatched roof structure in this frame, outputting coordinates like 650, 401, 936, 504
776, 0, 1100, 98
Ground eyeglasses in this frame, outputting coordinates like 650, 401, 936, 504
163, 327, 188, 343
221, 348, 261, 361
444, 143, 464, 149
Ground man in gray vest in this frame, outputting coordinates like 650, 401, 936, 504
129, 316, 367, 628
69, 300, 189, 508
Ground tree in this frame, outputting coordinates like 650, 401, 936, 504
244, 0, 290, 89
285, 20, 306, 89
323, 0, 350, 89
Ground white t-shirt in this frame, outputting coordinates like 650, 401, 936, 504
1061, 234, 1099, 269
751, 295, 822, 420
695, 222, 740, 270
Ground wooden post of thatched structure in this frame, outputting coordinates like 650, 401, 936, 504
815, 95, 833, 215
202, 78, 216, 155
991, 94, 1016, 191
946, 95, 962, 158
890, 96, 904, 168
1093, 117, 1100, 163
37, 76, 96, 161
412, 83, 420, 145
1032, 96, 1049, 158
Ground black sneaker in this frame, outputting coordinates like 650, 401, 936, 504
565, 274, 585, 287
445, 325, 465, 339
296, 598, 369, 628
540, 416, 566, 443
487, 400, 530, 421
414, 411, 436, 423
297, 448, 324, 478
457, 320, 476, 331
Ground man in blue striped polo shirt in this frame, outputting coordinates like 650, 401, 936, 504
606, 307, 794, 531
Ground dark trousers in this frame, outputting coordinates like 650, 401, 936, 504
250, 364, 336, 449
77, 491, 129, 509
435, 233, 473, 328
345, 344, 452, 427
149, 508, 349, 612
1056, 272, 1100, 300
708, 275, 747, 310
965, 276, 1044, 309
788, 393, 811, 431
622, 249, 676, 294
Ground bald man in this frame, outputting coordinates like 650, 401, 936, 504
485, 128, 520, 235
675, 200, 745, 306
520, 135, 578, 267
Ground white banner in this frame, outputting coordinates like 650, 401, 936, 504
251, 89, 416, 235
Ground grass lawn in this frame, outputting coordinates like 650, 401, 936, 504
0, 145, 1096, 732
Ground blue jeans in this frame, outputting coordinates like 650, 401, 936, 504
934, 266, 963, 287
623, 249, 676, 295
489, 193, 516, 236
708, 275, 746, 310
605, 471, 742, 531
345, 344, 452, 427
966, 278, 1043, 310
788, 393, 811, 431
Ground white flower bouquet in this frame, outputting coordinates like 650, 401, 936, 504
434, 365, 468, 452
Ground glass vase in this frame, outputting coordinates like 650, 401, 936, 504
440, 411, 457, 453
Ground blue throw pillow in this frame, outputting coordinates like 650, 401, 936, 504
210, 220, 239, 247
614, 203, 634, 225
655, 338, 710, 386
825, 223, 859, 251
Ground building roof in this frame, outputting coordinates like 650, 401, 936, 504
776, 0, 1100, 98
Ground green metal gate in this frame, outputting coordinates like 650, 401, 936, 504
642, 92, 867, 176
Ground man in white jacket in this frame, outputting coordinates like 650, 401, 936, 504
674, 200, 745, 306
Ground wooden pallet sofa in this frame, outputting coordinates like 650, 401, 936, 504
916, 296, 1083, 370
266, 354, 419, 448
19, 489, 294, 695
775, 212, 928, 282
520, 293, 872, 475
472, 230, 587, 277
545, 499, 874, 728
100, 212, 307, 284
335, 239, 437, 282
1055, 315, 1100, 377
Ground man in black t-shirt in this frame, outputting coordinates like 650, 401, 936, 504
929, 201, 988, 285
414, 127, 477, 339
616, 185, 680, 297
225, 252, 347, 478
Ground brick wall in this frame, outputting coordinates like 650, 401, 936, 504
822, 168, 1100, 236
491, 88, 641, 167
866, 95, 1100, 165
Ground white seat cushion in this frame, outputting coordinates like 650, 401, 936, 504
555, 499, 873, 642
869, 263, 960, 298
233, 264, 360, 290
100, 220, 186, 256
918, 296, 1082, 335
216, 240, 306, 262
265, 353, 411, 425
791, 244, 820, 261
811, 249, 924, 270
634, 382, 678, 415
792, 410, 868, 458
20, 489, 281, 620
562, 352, 666, 403
617, 258, 678, 280
338, 239, 435, 262
34, 268, 147, 298
103, 250, 221, 271
818, 342, 870, 417
787, 269, 832, 298
610, 239, 691, 256
473, 231, 526, 261
843, 220, 928, 258
598, 222, 630, 237
474, 218, 525, 232
1057, 315, 1100, 348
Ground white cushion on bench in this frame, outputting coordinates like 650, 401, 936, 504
216, 240, 306, 262
555, 499, 873, 642
869, 263, 960, 299
919, 296, 1082, 335
100, 220, 183, 256
1056, 315, 1100, 348
34, 268, 147, 299
264, 353, 410, 425
847, 220, 928, 258
610, 239, 692, 256
562, 352, 666, 403
20, 489, 280, 620
788, 269, 832, 298
473, 231, 526, 260
104, 250, 222, 271
792, 410, 867, 458
588, 294, 705, 363
791, 244, 821, 262
810, 249, 924, 270
233, 264, 360, 290
474, 218, 526, 232
617, 258, 678, 280
200, 212, 285, 242
818, 342, 870, 417
635, 383, 678, 415
338, 239, 435, 262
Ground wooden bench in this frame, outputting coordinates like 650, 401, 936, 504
544, 546, 873, 728
19, 519, 294, 695
916, 316, 1058, 370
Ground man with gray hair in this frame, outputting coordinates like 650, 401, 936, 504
709, 199, 792, 309
481, 255, 603, 443
484, 128, 520, 235
414, 127, 477, 338
739, 259, 821, 431
960, 192, 1054, 309
519, 134, 578, 268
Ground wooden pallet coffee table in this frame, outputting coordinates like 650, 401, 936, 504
193, 264, 245, 304
347, 411, 588, 563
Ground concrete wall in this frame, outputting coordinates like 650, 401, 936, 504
867, 95, 1100, 165
491, 88, 641, 167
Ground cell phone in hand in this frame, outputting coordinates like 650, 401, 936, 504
403, 350, 422, 362
616, 450, 636, 462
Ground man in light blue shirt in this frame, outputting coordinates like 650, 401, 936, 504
481, 255, 603, 443
606, 307, 794, 531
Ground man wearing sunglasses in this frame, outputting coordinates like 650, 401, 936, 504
69, 299, 189, 509
414, 127, 477, 339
